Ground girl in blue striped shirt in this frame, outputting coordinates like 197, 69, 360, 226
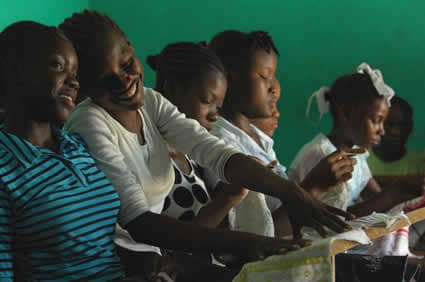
0, 21, 125, 281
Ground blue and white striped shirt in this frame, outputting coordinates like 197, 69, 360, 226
0, 127, 123, 281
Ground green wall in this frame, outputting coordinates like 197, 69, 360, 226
0, 0, 87, 29
3, 1, 425, 165
89, 0, 425, 165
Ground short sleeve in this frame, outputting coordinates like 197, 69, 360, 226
289, 135, 336, 184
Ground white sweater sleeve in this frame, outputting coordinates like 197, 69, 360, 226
145, 88, 241, 182
64, 105, 150, 227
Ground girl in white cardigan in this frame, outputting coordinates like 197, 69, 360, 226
60, 10, 350, 281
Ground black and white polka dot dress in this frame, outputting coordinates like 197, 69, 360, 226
162, 157, 211, 221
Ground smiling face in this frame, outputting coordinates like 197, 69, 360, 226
231, 50, 277, 119
14, 36, 79, 125
174, 71, 227, 131
345, 97, 389, 148
88, 29, 144, 113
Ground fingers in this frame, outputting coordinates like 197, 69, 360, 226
267, 160, 278, 169
310, 220, 328, 237
291, 238, 312, 247
327, 150, 345, 162
326, 204, 356, 220
315, 211, 350, 234
343, 147, 367, 155
309, 205, 351, 235
292, 225, 303, 240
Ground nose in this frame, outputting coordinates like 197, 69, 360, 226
65, 74, 80, 90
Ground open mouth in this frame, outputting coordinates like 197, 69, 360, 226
57, 89, 76, 107
113, 79, 139, 101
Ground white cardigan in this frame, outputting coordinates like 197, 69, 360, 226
65, 87, 239, 252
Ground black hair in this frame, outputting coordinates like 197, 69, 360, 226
389, 95, 413, 123
208, 30, 279, 72
146, 42, 226, 96
59, 10, 126, 90
325, 73, 384, 122
0, 21, 68, 106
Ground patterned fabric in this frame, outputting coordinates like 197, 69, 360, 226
233, 229, 370, 282
0, 127, 122, 281
162, 158, 210, 220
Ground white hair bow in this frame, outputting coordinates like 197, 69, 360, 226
357, 62, 394, 106
306, 62, 394, 120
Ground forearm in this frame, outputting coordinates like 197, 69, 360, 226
126, 211, 255, 255
348, 188, 415, 217
224, 154, 293, 203
193, 193, 238, 228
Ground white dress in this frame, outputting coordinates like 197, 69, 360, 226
289, 133, 372, 210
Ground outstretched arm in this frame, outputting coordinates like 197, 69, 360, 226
223, 153, 352, 238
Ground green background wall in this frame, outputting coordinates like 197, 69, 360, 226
0, 0, 87, 29
2, 0, 425, 165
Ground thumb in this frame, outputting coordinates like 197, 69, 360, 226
267, 160, 278, 169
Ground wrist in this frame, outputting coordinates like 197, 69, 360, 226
300, 176, 317, 192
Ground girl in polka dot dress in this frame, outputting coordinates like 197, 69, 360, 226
147, 42, 248, 228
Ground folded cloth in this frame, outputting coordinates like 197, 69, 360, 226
348, 211, 411, 229
347, 211, 414, 257
233, 229, 370, 282
228, 191, 275, 237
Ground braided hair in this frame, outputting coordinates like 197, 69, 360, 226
59, 10, 126, 90
209, 30, 279, 72
326, 73, 382, 122
146, 41, 226, 96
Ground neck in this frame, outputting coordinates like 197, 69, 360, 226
4, 115, 53, 148
223, 110, 263, 147
107, 109, 142, 134
222, 110, 252, 134
327, 127, 354, 151
373, 145, 406, 162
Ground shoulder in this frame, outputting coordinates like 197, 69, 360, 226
211, 117, 238, 142
293, 133, 335, 164
142, 87, 168, 112
64, 99, 117, 135
66, 99, 106, 124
